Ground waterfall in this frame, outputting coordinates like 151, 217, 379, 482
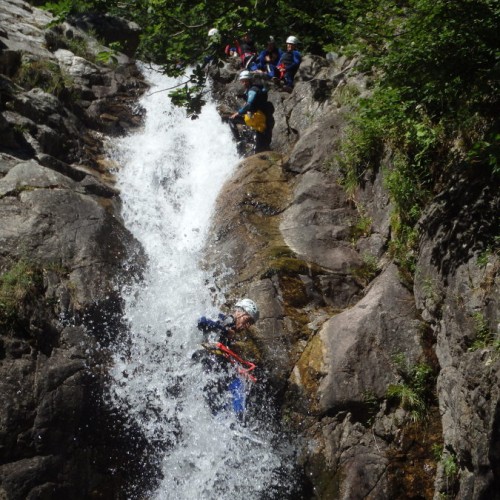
107, 66, 297, 499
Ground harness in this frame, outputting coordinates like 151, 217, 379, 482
247, 84, 268, 112
202, 342, 257, 382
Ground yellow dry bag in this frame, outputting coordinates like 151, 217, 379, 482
244, 110, 266, 133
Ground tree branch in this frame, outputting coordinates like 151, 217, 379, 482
146, 79, 191, 96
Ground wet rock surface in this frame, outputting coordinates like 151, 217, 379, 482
0, 0, 147, 497
1, 0, 499, 498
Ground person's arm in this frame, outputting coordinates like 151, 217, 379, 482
287, 51, 301, 72
257, 50, 266, 70
197, 314, 235, 334
237, 89, 258, 115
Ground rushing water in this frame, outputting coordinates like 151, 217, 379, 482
107, 66, 297, 499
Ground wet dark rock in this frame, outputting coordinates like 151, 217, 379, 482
0, 0, 146, 497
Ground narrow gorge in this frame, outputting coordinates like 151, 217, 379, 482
0, 1, 498, 499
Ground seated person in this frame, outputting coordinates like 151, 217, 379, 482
277, 35, 302, 90
256, 36, 283, 79
225, 32, 258, 70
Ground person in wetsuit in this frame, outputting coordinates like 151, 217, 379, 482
257, 36, 282, 79
229, 70, 274, 154
195, 299, 259, 417
277, 35, 301, 91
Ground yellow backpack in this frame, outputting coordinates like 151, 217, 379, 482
244, 110, 266, 133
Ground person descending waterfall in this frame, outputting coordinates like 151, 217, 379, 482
229, 70, 274, 154
195, 298, 260, 419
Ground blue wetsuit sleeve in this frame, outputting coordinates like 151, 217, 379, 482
197, 314, 235, 334
287, 51, 301, 71
257, 50, 266, 70
197, 316, 221, 333
238, 89, 258, 115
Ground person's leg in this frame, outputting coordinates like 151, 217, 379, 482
228, 377, 246, 417
256, 129, 273, 153
228, 117, 243, 141
283, 70, 296, 91
263, 110, 274, 149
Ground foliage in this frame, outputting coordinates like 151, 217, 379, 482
387, 355, 436, 421
334, 0, 499, 279
95, 41, 122, 65
387, 212, 419, 279
442, 452, 459, 479
168, 64, 209, 118
40, 0, 355, 116
350, 206, 372, 241
351, 253, 378, 285
0, 260, 43, 327
13, 59, 71, 96
40, 0, 499, 140
433, 443, 459, 498
468, 311, 496, 351
476, 237, 499, 268
362, 390, 380, 425
37, 0, 498, 291
42, 0, 113, 26
64, 34, 92, 58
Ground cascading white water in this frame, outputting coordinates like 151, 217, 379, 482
107, 66, 297, 499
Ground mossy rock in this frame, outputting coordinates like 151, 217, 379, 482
290, 333, 325, 414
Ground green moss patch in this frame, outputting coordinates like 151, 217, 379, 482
0, 260, 44, 327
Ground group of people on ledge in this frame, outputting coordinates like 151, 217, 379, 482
208, 32, 301, 155
208, 30, 302, 91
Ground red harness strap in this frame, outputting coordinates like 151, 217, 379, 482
215, 342, 257, 383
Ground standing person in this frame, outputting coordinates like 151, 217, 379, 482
195, 299, 260, 418
257, 36, 283, 79
229, 70, 274, 154
277, 35, 302, 91
204, 27, 220, 64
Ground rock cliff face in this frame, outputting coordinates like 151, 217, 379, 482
1, 1, 498, 499
206, 54, 499, 499
0, 1, 148, 497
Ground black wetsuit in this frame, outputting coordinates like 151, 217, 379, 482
230, 84, 275, 154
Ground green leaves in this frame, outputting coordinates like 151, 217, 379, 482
0, 260, 44, 328
468, 133, 500, 174
167, 64, 208, 119
41, 0, 499, 162
387, 357, 436, 422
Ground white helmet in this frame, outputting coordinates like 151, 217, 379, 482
239, 70, 252, 81
235, 298, 259, 322
286, 36, 299, 45
208, 28, 219, 37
